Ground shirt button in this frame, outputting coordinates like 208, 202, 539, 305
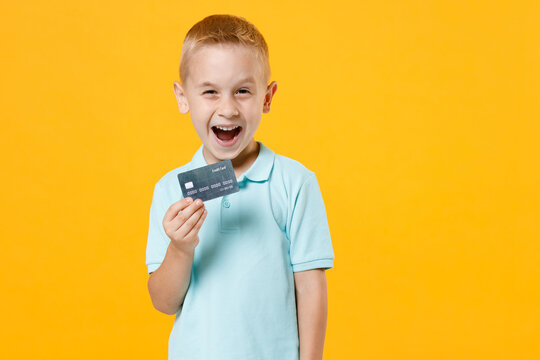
223, 200, 231, 208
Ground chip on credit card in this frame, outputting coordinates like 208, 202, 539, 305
177, 160, 239, 202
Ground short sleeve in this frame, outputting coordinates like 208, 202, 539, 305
146, 181, 172, 274
287, 174, 335, 272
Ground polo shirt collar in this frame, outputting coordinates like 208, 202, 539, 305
190, 141, 275, 182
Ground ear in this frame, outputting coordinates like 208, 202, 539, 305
173, 81, 190, 114
262, 81, 278, 113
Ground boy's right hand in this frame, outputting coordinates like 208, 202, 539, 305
163, 197, 208, 255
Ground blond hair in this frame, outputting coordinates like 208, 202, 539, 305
179, 14, 270, 85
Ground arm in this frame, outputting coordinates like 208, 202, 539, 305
147, 197, 207, 315
294, 268, 328, 360
147, 243, 194, 315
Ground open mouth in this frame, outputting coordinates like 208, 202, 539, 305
211, 125, 242, 147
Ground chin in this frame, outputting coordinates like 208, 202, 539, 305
205, 145, 237, 163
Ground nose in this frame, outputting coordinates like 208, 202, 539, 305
217, 96, 239, 118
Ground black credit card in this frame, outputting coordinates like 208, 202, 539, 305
177, 159, 239, 202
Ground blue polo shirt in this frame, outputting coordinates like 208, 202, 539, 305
146, 141, 334, 360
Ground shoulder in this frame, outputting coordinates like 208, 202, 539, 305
272, 152, 317, 188
266, 151, 320, 232
155, 162, 191, 188
267, 151, 321, 216
152, 161, 192, 203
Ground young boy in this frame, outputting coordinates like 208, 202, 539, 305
146, 14, 335, 360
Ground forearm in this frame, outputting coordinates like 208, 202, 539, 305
147, 242, 194, 315
295, 269, 328, 360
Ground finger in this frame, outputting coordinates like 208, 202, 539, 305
164, 197, 193, 223
169, 199, 204, 230
185, 208, 208, 240
174, 205, 205, 239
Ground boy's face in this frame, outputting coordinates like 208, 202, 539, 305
173, 44, 277, 165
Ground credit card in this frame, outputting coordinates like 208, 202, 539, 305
177, 159, 239, 202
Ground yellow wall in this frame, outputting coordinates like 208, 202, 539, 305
1, 1, 538, 359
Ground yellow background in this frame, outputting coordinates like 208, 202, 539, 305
1, 1, 539, 359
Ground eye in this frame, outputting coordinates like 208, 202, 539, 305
202, 90, 217, 95
236, 88, 250, 95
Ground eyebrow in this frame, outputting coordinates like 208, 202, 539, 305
197, 77, 256, 88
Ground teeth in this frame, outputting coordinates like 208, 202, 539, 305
215, 125, 240, 131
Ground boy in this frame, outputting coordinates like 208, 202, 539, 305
146, 14, 335, 360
